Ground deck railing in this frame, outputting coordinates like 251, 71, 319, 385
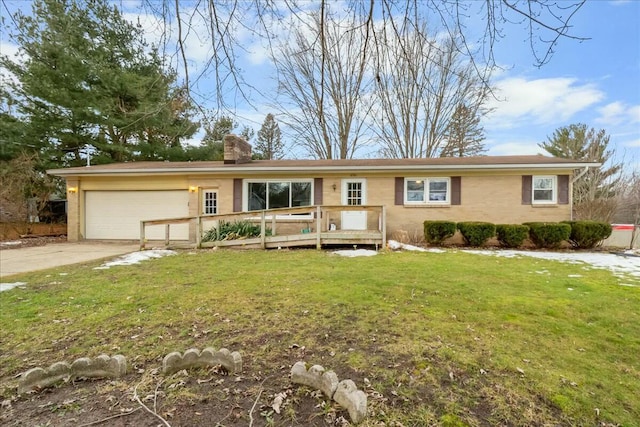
140, 205, 386, 250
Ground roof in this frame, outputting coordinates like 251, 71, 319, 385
47, 155, 600, 177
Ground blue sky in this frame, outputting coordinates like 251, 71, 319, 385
1, 0, 638, 168
480, 0, 640, 167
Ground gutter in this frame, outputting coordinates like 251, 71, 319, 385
48, 162, 602, 177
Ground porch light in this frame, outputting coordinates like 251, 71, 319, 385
67, 186, 78, 194
189, 186, 198, 192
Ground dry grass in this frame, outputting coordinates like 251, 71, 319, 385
1, 248, 638, 426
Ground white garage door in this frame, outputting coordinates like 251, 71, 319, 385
85, 191, 190, 240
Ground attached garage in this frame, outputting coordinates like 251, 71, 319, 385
84, 190, 189, 240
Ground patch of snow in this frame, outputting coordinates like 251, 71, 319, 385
387, 240, 446, 253
465, 249, 640, 283
333, 249, 378, 257
0, 241, 22, 246
568, 274, 582, 278
0, 282, 27, 292
567, 288, 574, 291
94, 250, 177, 269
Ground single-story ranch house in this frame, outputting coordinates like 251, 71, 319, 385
47, 136, 599, 246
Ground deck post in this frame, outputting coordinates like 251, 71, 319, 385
140, 221, 145, 250
381, 205, 387, 249
316, 206, 322, 249
195, 216, 202, 249
165, 224, 170, 246
260, 211, 266, 249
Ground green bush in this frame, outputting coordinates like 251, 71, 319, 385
562, 220, 612, 249
423, 220, 456, 245
202, 220, 271, 242
524, 222, 571, 249
457, 221, 496, 247
496, 224, 530, 248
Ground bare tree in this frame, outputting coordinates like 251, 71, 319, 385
373, 24, 490, 158
274, 9, 374, 159
133, 1, 587, 113
440, 103, 486, 157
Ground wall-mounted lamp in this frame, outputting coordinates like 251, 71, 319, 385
189, 186, 198, 193
331, 183, 337, 191
67, 187, 78, 194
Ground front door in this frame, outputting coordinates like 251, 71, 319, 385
341, 179, 367, 230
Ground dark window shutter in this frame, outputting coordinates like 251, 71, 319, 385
395, 177, 404, 205
233, 179, 242, 212
558, 175, 569, 204
314, 178, 323, 205
451, 176, 461, 205
522, 175, 532, 205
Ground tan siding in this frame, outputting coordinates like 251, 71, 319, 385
67, 169, 574, 242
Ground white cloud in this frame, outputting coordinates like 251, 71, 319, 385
486, 140, 547, 156
595, 101, 640, 126
484, 77, 604, 129
624, 138, 640, 148
0, 41, 20, 59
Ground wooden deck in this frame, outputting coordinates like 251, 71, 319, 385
140, 205, 386, 250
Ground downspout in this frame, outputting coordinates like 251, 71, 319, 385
569, 166, 591, 221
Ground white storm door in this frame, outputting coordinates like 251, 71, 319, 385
341, 179, 367, 230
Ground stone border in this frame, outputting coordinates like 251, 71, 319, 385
162, 347, 242, 375
291, 361, 367, 424
18, 354, 126, 394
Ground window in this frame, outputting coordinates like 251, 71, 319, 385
203, 190, 218, 214
532, 176, 556, 204
405, 178, 450, 204
245, 180, 313, 211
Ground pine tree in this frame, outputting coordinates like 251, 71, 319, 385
440, 103, 486, 157
0, 0, 198, 167
539, 123, 622, 221
255, 114, 284, 160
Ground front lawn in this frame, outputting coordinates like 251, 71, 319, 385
0, 249, 638, 426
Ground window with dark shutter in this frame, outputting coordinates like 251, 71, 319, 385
522, 175, 532, 205
395, 177, 403, 205
451, 176, 461, 205
558, 175, 569, 205
314, 178, 323, 205
233, 179, 242, 212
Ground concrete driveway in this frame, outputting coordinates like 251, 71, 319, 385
0, 242, 140, 278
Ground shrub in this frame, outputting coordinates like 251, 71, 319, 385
524, 222, 571, 249
496, 224, 530, 248
457, 221, 496, 247
423, 220, 456, 245
562, 220, 612, 249
202, 220, 271, 242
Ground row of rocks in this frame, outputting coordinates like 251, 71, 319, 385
291, 361, 367, 424
18, 351, 368, 424
18, 354, 126, 394
18, 347, 241, 394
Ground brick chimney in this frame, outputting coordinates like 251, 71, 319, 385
223, 134, 252, 164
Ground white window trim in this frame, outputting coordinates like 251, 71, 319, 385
202, 190, 218, 215
243, 179, 314, 218
404, 177, 451, 205
532, 175, 557, 205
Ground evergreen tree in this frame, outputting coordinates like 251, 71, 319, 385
440, 103, 486, 157
199, 115, 254, 160
540, 123, 622, 221
0, 0, 198, 168
254, 114, 284, 160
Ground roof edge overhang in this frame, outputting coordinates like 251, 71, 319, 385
47, 162, 602, 177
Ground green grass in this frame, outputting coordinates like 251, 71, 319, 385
1, 249, 638, 426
